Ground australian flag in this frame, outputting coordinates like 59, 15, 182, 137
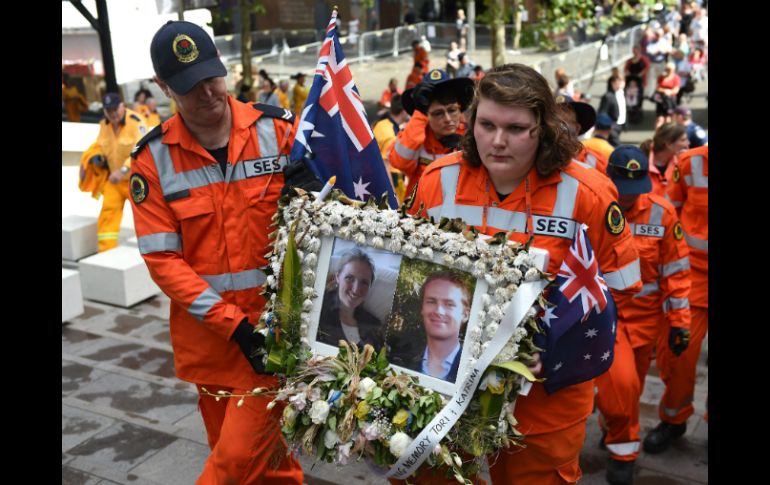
536, 224, 618, 394
289, 9, 397, 208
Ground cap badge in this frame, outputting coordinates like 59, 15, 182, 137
429, 69, 442, 81
173, 34, 199, 63
625, 159, 641, 178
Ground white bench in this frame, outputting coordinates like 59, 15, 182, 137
62, 215, 98, 261
62, 269, 85, 323
78, 246, 161, 307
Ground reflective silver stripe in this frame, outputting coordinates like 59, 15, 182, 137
663, 296, 690, 312
574, 160, 592, 169
662, 398, 692, 417
487, 208, 527, 232
604, 258, 641, 290
684, 231, 708, 251
649, 202, 664, 226
138, 232, 182, 254
690, 155, 708, 188
427, 165, 483, 226
671, 200, 683, 208
553, 173, 579, 219
394, 141, 417, 160
606, 442, 640, 456
634, 281, 660, 298
684, 175, 693, 186
660, 256, 690, 277
189, 287, 222, 321
200, 269, 268, 293
585, 153, 597, 168
257, 117, 279, 157
628, 223, 636, 233
149, 138, 223, 197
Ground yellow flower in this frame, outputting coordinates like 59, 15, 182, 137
392, 409, 410, 427
355, 400, 370, 420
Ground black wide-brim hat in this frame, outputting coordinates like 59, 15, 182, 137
402, 69, 476, 116
555, 95, 596, 136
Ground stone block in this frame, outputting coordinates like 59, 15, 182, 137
63, 269, 85, 323
62, 215, 98, 261
78, 246, 160, 307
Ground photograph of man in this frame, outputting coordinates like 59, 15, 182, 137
317, 248, 386, 352
408, 272, 471, 382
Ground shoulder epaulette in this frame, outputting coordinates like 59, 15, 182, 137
131, 124, 163, 159
252, 103, 295, 123
129, 113, 143, 123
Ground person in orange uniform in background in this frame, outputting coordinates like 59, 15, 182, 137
85, 92, 147, 251
405, 62, 424, 89
395, 64, 641, 485
640, 122, 689, 197
379, 77, 402, 113
555, 94, 609, 175
129, 20, 320, 484
583, 113, 616, 161
62, 74, 88, 122
644, 145, 708, 454
389, 69, 474, 200
412, 39, 430, 74
595, 145, 691, 485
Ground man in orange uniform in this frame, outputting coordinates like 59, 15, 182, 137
555, 95, 609, 175
129, 20, 319, 484
395, 64, 641, 485
644, 145, 708, 454
90, 92, 147, 251
412, 39, 430, 74
389, 69, 474, 200
595, 145, 691, 485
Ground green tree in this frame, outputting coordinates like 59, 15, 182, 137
209, 1, 266, 89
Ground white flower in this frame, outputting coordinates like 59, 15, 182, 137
309, 400, 331, 424
372, 236, 385, 249
362, 422, 381, 440
324, 429, 340, 449
481, 294, 492, 307
402, 243, 418, 257
477, 310, 486, 322
308, 387, 322, 402
433, 444, 442, 456
484, 274, 498, 287
524, 267, 540, 281
302, 299, 314, 311
419, 247, 434, 259
302, 269, 316, 285
389, 239, 403, 252
338, 226, 351, 238
337, 441, 353, 464
390, 227, 404, 241
300, 324, 308, 336
478, 370, 504, 393
303, 287, 316, 298
485, 323, 499, 338
514, 326, 528, 341
307, 224, 320, 237
266, 275, 276, 287
409, 232, 424, 246
389, 432, 413, 458
488, 305, 503, 321
304, 253, 318, 267
481, 341, 491, 353
455, 256, 471, 269
442, 254, 455, 265
526, 307, 538, 318
357, 377, 377, 399
328, 214, 342, 226
354, 232, 367, 245
289, 393, 307, 411
468, 327, 482, 341
513, 252, 531, 268
320, 223, 334, 235
470, 342, 481, 357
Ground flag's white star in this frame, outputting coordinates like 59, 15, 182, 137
541, 306, 558, 328
583, 353, 592, 360
294, 104, 316, 153
353, 176, 371, 200
601, 351, 611, 361
585, 328, 598, 339
553, 362, 563, 371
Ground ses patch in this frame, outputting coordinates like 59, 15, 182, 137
605, 202, 625, 235
130, 173, 148, 204
633, 224, 665, 238
243, 155, 289, 178
673, 221, 684, 240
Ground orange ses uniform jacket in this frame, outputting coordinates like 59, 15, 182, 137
576, 145, 609, 176
389, 110, 465, 198
649, 154, 679, 198
409, 153, 642, 436
667, 145, 707, 308
129, 98, 295, 390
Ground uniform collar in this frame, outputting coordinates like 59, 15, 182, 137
455, 158, 563, 205
624, 191, 652, 219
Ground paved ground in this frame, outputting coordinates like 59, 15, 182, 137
62, 47, 707, 485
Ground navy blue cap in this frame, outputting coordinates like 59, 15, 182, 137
606, 145, 652, 195
402, 69, 475, 115
555, 94, 596, 135
102, 92, 122, 110
150, 21, 226, 95
595, 113, 614, 130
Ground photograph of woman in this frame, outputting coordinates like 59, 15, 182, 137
317, 248, 386, 352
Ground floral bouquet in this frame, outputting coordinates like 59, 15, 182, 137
254, 190, 551, 482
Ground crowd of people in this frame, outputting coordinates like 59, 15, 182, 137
68, 3, 707, 482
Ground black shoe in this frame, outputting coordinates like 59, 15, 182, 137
643, 421, 687, 454
606, 458, 635, 485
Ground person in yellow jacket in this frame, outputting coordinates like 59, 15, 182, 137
87, 92, 147, 251
291, 72, 308, 114
144, 96, 162, 127
372, 94, 409, 203
62, 74, 88, 122
276, 80, 291, 110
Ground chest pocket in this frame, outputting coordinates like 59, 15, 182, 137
170, 195, 218, 269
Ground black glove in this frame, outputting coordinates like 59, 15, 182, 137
668, 326, 690, 356
411, 83, 435, 115
281, 159, 324, 197
89, 154, 107, 169
439, 134, 462, 150
232, 319, 268, 374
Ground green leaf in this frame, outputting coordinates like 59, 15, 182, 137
479, 389, 504, 420
301, 414, 311, 426
277, 221, 302, 322
372, 387, 383, 399
286, 353, 297, 376
492, 361, 538, 382
376, 345, 388, 370
265, 348, 285, 373
327, 415, 337, 430
387, 389, 398, 402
